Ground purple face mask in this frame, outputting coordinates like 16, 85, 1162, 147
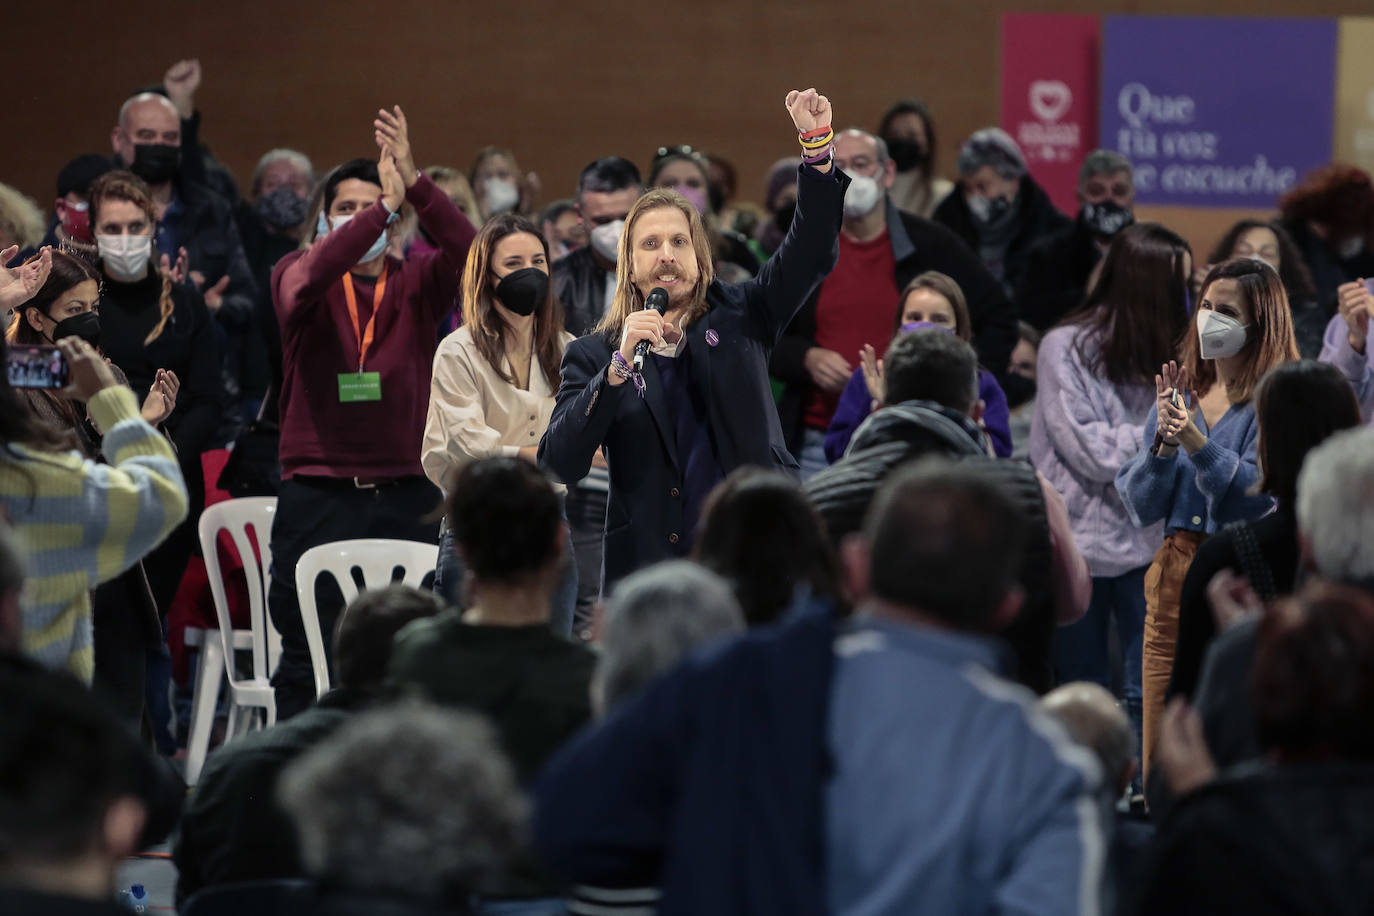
900, 320, 956, 335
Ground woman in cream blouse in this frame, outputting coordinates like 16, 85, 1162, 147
423, 213, 577, 633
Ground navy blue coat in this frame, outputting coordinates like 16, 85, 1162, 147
539, 165, 847, 589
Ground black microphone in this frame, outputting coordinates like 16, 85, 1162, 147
632, 287, 671, 373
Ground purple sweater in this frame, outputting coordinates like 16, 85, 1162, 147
1318, 313, 1374, 425
824, 367, 1011, 462
1030, 323, 1161, 577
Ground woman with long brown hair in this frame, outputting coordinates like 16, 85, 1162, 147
1032, 222, 1192, 790
9, 248, 180, 721
1116, 257, 1299, 778
422, 212, 576, 633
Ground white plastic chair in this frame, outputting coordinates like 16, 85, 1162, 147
294, 539, 440, 698
187, 497, 279, 784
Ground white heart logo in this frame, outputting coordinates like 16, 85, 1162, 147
1029, 81, 1072, 123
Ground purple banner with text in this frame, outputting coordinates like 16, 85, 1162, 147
1100, 16, 1337, 208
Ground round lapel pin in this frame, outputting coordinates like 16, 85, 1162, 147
705, 329, 720, 347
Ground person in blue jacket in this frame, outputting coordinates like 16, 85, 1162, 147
534, 462, 1106, 916
1116, 257, 1299, 777
539, 88, 846, 593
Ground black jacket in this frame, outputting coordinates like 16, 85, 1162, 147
541, 165, 848, 591
1131, 762, 1374, 916
1015, 214, 1103, 331
173, 689, 368, 906
1169, 508, 1298, 702
1278, 218, 1371, 357
804, 401, 1056, 693
932, 174, 1070, 298
237, 202, 299, 411
770, 201, 1016, 453
98, 271, 224, 462
170, 179, 259, 412
551, 245, 611, 337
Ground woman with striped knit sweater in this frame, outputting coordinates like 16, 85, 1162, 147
0, 324, 188, 681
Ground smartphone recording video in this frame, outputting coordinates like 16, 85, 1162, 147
6, 344, 70, 390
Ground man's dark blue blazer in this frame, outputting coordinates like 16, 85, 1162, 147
539, 164, 849, 589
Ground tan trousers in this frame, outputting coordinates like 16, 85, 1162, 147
1141, 531, 1206, 779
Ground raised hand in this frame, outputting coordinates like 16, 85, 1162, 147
1155, 360, 1185, 444
1338, 279, 1371, 354
0, 246, 52, 312
860, 344, 884, 404
140, 368, 181, 426
159, 247, 189, 285
163, 59, 202, 119
377, 150, 406, 213
374, 106, 417, 188
784, 88, 832, 133
59, 337, 119, 403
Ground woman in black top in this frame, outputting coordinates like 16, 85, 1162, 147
89, 170, 222, 751
1168, 359, 1361, 701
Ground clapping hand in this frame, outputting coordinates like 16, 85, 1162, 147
377, 150, 406, 215
0, 246, 52, 313
1337, 279, 1371, 355
375, 106, 417, 188
1155, 360, 1194, 446
159, 247, 189, 285
860, 344, 884, 406
140, 369, 181, 426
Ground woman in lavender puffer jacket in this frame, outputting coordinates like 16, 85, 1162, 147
1031, 223, 1191, 779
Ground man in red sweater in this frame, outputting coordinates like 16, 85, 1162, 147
268, 106, 475, 718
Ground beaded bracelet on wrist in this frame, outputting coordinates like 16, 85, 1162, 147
610, 351, 645, 396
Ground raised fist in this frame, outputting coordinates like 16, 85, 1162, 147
785, 88, 832, 133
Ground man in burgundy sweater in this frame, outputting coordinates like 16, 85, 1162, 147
268, 106, 475, 718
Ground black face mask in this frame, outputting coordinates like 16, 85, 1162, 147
495, 267, 549, 317
1001, 372, 1037, 409
885, 139, 930, 173
130, 143, 181, 185
51, 310, 102, 349
1081, 200, 1134, 239
254, 185, 308, 230
773, 200, 796, 234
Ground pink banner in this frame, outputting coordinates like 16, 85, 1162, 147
1001, 14, 1101, 213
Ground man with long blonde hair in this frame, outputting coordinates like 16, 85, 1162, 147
540, 88, 847, 592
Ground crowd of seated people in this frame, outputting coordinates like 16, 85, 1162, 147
3, 60, 1374, 916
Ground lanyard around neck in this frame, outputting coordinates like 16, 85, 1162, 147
342, 264, 388, 373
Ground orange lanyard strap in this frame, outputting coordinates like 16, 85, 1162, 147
342, 264, 388, 372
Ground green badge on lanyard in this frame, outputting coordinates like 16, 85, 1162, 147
338, 371, 382, 402
341, 266, 387, 404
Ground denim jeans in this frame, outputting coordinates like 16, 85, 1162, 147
433, 498, 577, 638
1054, 566, 1148, 787
798, 428, 829, 481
